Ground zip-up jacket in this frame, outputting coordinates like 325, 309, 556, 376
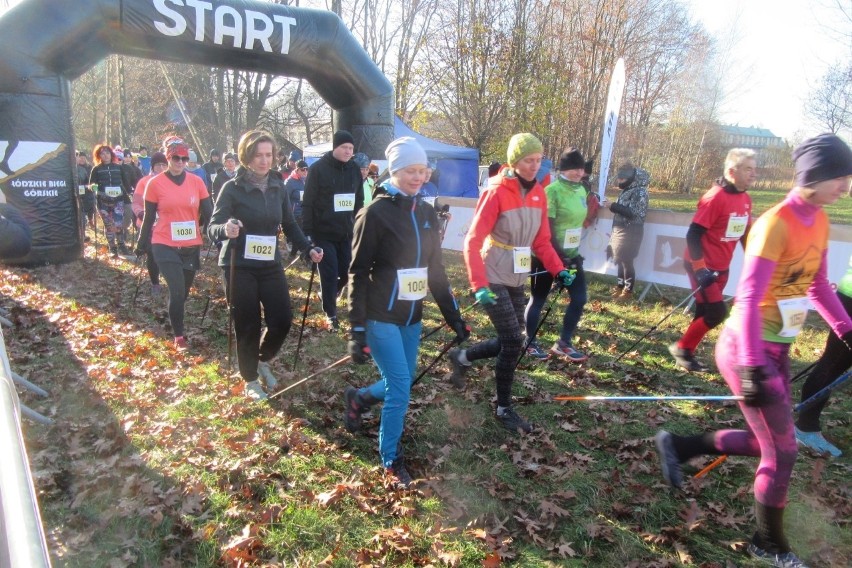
464, 170, 565, 290
89, 163, 131, 205
611, 167, 650, 228
302, 151, 363, 241
283, 173, 305, 218
207, 168, 311, 268
349, 187, 462, 329
212, 167, 236, 203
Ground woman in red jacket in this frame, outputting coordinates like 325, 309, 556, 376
449, 133, 573, 433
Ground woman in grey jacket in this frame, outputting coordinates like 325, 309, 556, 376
607, 163, 650, 301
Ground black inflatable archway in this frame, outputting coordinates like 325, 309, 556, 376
0, 0, 394, 264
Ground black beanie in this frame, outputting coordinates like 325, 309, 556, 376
792, 133, 852, 187
333, 130, 355, 149
558, 148, 585, 171
584, 159, 594, 175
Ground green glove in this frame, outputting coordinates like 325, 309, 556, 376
556, 269, 576, 288
474, 287, 497, 305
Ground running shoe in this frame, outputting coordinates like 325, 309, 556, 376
795, 427, 842, 457
551, 340, 589, 362
257, 361, 279, 390
668, 343, 710, 373
746, 543, 810, 567
526, 340, 551, 360
448, 348, 469, 389
654, 430, 683, 489
496, 407, 533, 434
386, 457, 414, 489
343, 387, 366, 433
244, 379, 268, 401
174, 336, 188, 351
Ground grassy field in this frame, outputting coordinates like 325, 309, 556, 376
2, 224, 851, 567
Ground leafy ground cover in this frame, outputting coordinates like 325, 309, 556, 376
2, 228, 850, 567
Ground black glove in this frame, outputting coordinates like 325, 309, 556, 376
450, 319, 470, 343
134, 239, 149, 258
695, 267, 718, 289
567, 255, 584, 270
739, 366, 770, 407
605, 245, 613, 261
348, 330, 371, 364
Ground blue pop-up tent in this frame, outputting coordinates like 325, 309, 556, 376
303, 116, 480, 197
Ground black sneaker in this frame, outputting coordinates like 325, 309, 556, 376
343, 387, 365, 433
328, 317, 341, 331
746, 542, 809, 567
109, 245, 119, 258
386, 457, 413, 489
496, 407, 533, 434
447, 348, 469, 389
654, 430, 683, 489
118, 243, 132, 255
668, 343, 710, 372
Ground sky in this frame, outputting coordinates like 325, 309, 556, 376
685, 0, 851, 141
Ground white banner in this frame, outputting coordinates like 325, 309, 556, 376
597, 58, 626, 201
437, 197, 852, 294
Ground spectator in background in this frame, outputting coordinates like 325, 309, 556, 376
283, 150, 302, 180
0, 203, 31, 259
364, 163, 379, 205
132, 151, 169, 296
76, 151, 95, 235
353, 152, 371, 203
284, 159, 308, 232
137, 146, 151, 175
202, 149, 221, 182
607, 163, 649, 302
212, 152, 238, 203
185, 150, 211, 192
420, 160, 439, 200
302, 130, 363, 330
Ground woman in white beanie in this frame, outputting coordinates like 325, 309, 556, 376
344, 136, 468, 488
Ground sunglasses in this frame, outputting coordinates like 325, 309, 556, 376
170, 156, 190, 162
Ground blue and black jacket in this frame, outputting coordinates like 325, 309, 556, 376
348, 184, 462, 329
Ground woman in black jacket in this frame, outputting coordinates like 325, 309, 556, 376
89, 144, 132, 256
343, 137, 468, 488
208, 130, 323, 401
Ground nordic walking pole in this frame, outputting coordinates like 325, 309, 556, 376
613, 281, 711, 363
226, 221, 239, 373
412, 337, 460, 387
694, 455, 728, 479
516, 283, 566, 369
129, 253, 148, 311
292, 260, 317, 371
270, 355, 351, 400
554, 394, 744, 402
793, 369, 851, 413
791, 361, 818, 384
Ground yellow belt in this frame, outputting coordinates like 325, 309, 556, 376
487, 237, 516, 251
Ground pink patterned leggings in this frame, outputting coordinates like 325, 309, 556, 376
713, 326, 796, 508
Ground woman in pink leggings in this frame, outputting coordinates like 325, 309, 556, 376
655, 133, 852, 568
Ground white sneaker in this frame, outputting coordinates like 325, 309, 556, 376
257, 361, 279, 390
244, 379, 268, 401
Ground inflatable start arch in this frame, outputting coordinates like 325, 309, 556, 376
0, 0, 394, 264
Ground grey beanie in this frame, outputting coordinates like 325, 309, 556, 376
385, 137, 428, 173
